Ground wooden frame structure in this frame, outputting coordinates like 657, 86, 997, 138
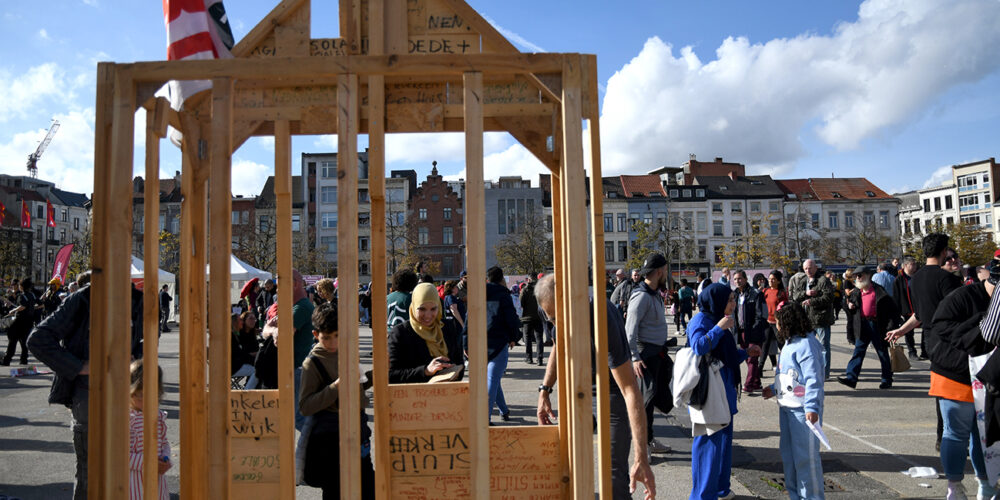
90, 0, 610, 498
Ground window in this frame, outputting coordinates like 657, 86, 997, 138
863, 211, 874, 226
418, 208, 428, 220
914, 219, 921, 234
669, 189, 679, 198
731, 202, 742, 214
696, 189, 706, 198
431, 194, 439, 202
359, 236, 369, 251
292, 215, 300, 232
987, 214, 994, 227
960, 194, 979, 210
732, 221, 743, 236
945, 195, 953, 209
387, 188, 405, 203
36, 226, 42, 241
36, 205, 43, 219
713, 220, 724, 237
617, 213, 627, 232
712, 202, 723, 214
769, 201, 780, 212
934, 197, 942, 211
359, 213, 370, 227
946, 217, 954, 226
74, 218, 80, 230
360, 262, 370, 276
418, 227, 429, 244
904, 220, 911, 234
498, 200, 507, 234
320, 161, 336, 178
60, 229, 66, 242
682, 189, 692, 198
828, 211, 839, 229
321, 186, 337, 204
171, 217, 179, 233
159, 214, 166, 231
698, 239, 707, 260
605, 242, 615, 262
259, 215, 271, 232
961, 214, 981, 225
232, 211, 240, 225
770, 220, 780, 236
604, 213, 614, 232
321, 212, 337, 229
879, 210, 890, 228
987, 194, 993, 204
643, 212, 653, 225
958, 173, 979, 191
923, 199, 931, 212
358, 189, 370, 203
697, 212, 707, 233
628, 214, 639, 231
683, 211, 694, 231
669, 214, 680, 231
443, 227, 453, 244
845, 211, 855, 228
811, 213, 819, 229
618, 241, 628, 262
750, 202, 761, 214
35, 249, 40, 263
443, 207, 452, 220
61, 209, 67, 222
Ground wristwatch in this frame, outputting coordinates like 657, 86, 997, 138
538, 384, 554, 394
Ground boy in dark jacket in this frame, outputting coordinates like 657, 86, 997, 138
837, 267, 899, 390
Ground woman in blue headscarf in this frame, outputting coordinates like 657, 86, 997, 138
687, 282, 761, 500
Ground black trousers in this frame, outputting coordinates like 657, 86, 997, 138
637, 343, 663, 441
3, 323, 30, 364
760, 323, 780, 370
522, 319, 544, 361
609, 389, 633, 499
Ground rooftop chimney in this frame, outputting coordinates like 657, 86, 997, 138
715, 157, 724, 163
689, 153, 696, 162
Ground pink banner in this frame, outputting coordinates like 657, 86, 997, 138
50, 243, 74, 284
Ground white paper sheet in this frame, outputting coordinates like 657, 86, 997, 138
806, 420, 832, 450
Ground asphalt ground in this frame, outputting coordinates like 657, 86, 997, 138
0, 313, 978, 499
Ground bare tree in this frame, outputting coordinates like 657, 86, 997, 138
842, 219, 895, 265
494, 207, 553, 275
0, 228, 32, 280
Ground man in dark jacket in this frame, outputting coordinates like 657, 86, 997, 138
158, 284, 172, 332
789, 259, 836, 379
519, 276, 544, 365
27, 280, 91, 500
2, 278, 36, 366
255, 279, 277, 326
837, 266, 899, 390
892, 256, 919, 359
732, 270, 769, 393
925, 265, 996, 498
484, 266, 521, 422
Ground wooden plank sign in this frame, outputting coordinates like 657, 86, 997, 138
230, 390, 281, 438
389, 382, 469, 431
230, 390, 281, 495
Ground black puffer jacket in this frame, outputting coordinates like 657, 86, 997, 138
27, 286, 90, 407
928, 282, 994, 386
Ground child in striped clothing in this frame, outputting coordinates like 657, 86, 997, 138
129, 359, 171, 500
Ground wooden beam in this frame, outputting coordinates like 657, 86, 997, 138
231, 0, 310, 58
178, 111, 208, 500
124, 54, 568, 82
337, 73, 363, 500
550, 171, 571, 496
273, 119, 295, 498
141, 96, 166, 500
560, 55, 594, 499
583, 53, 612, 500
207, 77, 233, 500
463, 70, 489, 498
88, 62, 115, 500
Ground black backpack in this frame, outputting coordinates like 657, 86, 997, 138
253, 336, 278, 389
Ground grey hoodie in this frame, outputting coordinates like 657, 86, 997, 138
625, 281, 669, 361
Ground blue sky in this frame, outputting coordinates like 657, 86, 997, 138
1, 0, 998, 198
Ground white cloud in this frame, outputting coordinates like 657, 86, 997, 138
82, 0, 98, 6
0, 63, 77, 122
231, 158, 272, 197
922, 165, 954, 189
599, 0, 1000, 175
38, 29, 50, 40
0, 110, 97, 194
481, 15, 546, 53
442, 143, 548, 186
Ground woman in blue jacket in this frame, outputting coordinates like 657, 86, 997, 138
687, 283, 760, 500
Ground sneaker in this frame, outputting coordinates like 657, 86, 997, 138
836, 376, 857, 389
919, 352, 930, 361
978, 478, 997, 500
718, 492, 736, 500
879, 381, 892, 389
948, 481, 968, 500
648, 439, 671, 454
501, 412, 510, 422
908, 351, 920, 361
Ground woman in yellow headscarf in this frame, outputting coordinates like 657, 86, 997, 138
388, 282, 465, 383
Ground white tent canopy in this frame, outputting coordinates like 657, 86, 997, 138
130, 255, 176, 284
207, 254, 273, 281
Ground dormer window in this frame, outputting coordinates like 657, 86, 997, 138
831, 192, 843, 198
788, 193, 797, 199
719, 186, 728, 191
865, 191, 876, 197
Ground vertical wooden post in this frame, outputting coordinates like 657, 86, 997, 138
337, 73, 363, 500
549, 171, 571, 490
88, 62, 114, 500
273, 119, 295, 498
463, 71, 489, 497
583, 54, 612, 499
93, 64, 135, 498
142, 98, 169, 500
207, 77, 233, 500
179, 112, 208, 500
560, 55, 594, 498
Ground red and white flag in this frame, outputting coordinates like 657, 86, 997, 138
46, 199, 56, 228
160, 0, 235, 145
20, 200, 30, 229
51, 244, 74, 285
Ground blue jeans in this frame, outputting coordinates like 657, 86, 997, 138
939, 398, 988, 481
844, 320, 892, 384
813, 326, 831, 379
487, 345, 510, 419
780, 407, 825, 500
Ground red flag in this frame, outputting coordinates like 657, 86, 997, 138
160, 0, 234, 145
51, 244, 74, 284
46, 199, 56, 228
0, 201, 5, 223
20, 200, 30, 228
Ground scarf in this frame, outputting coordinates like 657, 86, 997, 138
409, 283, 449, 359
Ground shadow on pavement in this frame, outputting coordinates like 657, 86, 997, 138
0, 438, 74, 454
0, 482, 75, 499
0, 415, 67, 430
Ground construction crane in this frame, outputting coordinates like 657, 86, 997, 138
26, 119, 60, 179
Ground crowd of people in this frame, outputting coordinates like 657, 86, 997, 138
14, 231, 1000, 499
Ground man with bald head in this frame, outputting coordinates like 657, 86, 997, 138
788, 259, 835, 379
